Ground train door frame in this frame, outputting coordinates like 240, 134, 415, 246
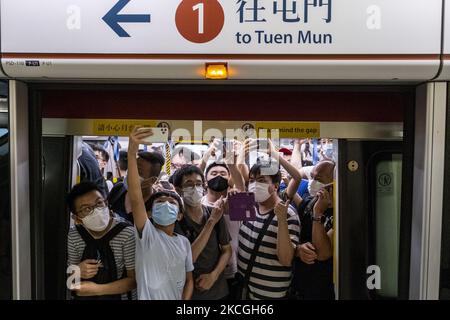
440, 82, 450, 299
410, 83, 448, 299
8, 80, 32, 299
0, 81, 12, 299
6, 80, 449, 300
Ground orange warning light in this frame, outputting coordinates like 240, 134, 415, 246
205, 63, 228, 79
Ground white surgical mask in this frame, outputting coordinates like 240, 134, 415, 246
308, 179, 325, 197
182, 186, 204, 206
248, 182, 272, 203
81, 206, 111, 232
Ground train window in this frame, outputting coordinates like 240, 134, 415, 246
369, 153, 402, 299
0, 92, 12, 299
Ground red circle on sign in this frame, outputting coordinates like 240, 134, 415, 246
175, 0, 225, 43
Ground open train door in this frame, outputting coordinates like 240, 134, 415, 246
30, 85, 414, 299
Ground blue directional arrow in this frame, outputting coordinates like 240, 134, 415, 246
103, 0, 151, 37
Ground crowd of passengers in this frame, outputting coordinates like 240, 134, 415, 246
67, 128, 335, 300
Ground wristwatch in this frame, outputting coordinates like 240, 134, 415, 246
311, 215, 326, 224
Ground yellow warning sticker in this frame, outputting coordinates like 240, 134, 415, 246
255, 122, 320, 138
93, 119, 157, 136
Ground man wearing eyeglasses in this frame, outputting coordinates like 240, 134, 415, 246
172, 165, 232, 300
66, 181, 137, 300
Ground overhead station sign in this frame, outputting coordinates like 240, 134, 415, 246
0, 0, 442, 54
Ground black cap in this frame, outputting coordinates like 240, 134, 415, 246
137, 151, 165, 166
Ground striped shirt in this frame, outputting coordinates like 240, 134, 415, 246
67, 217, 137, 300
238, 207, 300, 300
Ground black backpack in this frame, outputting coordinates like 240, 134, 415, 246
73, 222, 131, 300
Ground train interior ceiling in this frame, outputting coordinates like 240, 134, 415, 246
31, 85, 413, 300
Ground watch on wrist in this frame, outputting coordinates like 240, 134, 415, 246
311, 215, 326, 224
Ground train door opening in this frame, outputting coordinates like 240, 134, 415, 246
30, 85, 414, 300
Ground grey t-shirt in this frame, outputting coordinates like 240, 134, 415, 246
177, 205, 231, 300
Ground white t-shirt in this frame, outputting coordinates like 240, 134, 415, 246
302, 165, 314, 180
106, 180, 114, 192
202, 195, 241, 279
135, 219, 194, 300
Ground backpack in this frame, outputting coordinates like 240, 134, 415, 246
73, 222, 131, 300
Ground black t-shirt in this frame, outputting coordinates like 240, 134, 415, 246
292, 196, 334, 300
107, 182, 133, 223
175, 205, 231, 300
79, 143, 108, 197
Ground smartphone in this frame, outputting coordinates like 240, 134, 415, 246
256, 138, 269, 151
137, 127, 169, 144
228, 192, 257, 221
159, 180, 174, 190
222, 140, 234, 158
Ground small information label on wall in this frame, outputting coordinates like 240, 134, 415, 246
255, 122, 320, 138
93, 119, 157, 136
377, 172, 393, 193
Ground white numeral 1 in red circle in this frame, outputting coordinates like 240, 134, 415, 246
176, 0, 224, 43
192, 3, 204, 34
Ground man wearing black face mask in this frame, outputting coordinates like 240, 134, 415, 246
201, 162, 246, 299
203, 163, 231, 201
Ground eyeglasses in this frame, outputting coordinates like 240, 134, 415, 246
76, 199, 108, 217
182, 182, 204, 188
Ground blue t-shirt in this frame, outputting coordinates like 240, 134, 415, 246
298, 179, 309, 198
279, 179, 310, 198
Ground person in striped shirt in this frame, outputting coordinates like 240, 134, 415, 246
66, 181, 137, 300
238, 140, 302, 300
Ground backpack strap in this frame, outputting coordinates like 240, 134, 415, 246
75, 224, 95, 243
241, 211, 275, 299
99, 221, 130, 244
75, 221, 130, 244
101, 221, 133, 300
74, 221, 132, 300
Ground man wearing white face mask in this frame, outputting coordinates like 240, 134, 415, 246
172, 164, 232, 300
67, 181, 136, 300
237, 150, 301, 300
292, 160, 335, 300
